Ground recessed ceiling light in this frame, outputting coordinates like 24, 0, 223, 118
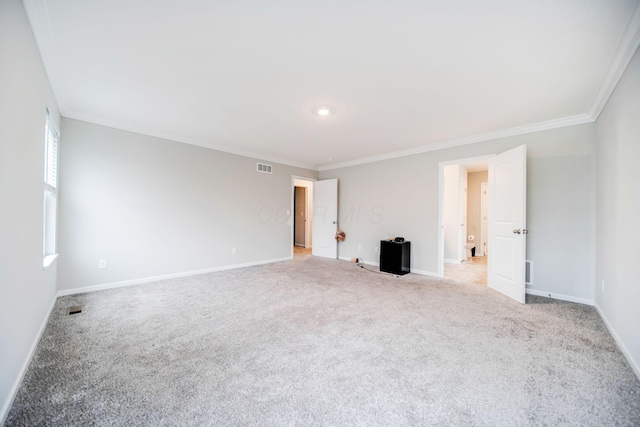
313, 106, 336, 116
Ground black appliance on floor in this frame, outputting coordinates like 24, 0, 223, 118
380, 240, 411, 275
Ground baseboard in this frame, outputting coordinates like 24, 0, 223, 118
56, 257, 291, 297
0, 293, 57, 425
594, 303, 640, 380
525, 288, 594, 306
444, 258, 462, 264
410, 269, 441, 277
338, 257, 440, 277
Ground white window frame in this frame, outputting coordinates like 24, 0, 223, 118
43, 111, 59, 269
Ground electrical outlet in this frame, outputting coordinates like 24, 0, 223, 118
373, 246, 378, 253
232, 247, 238, 254
98, 259, 108, 269
602, 280, 605, 293
358, 244, 362, 251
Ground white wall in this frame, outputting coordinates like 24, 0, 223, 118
443, 165, 460, 262
0, 0, 61, 421
458, 164, 468, 261
443, 164, 468, 263
319, 123, 596, 301
57, 119, 317, 291
595, 46, 640, 376
526, 153, 595, 299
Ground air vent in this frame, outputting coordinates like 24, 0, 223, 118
257, 162, 273, 174
67, 306, 83, 315
525, 260, 533, 285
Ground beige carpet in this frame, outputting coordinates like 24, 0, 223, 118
6, 256, 640, 426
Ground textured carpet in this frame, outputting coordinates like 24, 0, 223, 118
6, 256, 640, 426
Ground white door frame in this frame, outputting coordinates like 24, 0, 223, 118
480, 181, 488, 256
291, 176, 317, 258
293, 186, 307, 247
458, 165, 468, 262
438, 155, 494, 277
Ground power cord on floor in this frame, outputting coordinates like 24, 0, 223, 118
354, 258, 400, 278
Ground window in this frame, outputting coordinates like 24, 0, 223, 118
43, 111, 59, 268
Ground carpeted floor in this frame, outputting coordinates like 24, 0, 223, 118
6, 256, 640, 426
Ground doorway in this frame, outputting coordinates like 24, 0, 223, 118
438, 145, 528, 304
440, 157, 491, 285
294, 186, 307, 247
291, 177, 315, 258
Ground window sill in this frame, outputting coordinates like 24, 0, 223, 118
43, 254, 58, 269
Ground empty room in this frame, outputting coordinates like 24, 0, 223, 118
1, 0, 640, 425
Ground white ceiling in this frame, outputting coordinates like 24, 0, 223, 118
25, 0, 640, 170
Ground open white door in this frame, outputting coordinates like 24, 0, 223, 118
488, 145, 527, 303
312, 179, 338, 259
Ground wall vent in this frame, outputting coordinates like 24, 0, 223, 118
257, 163, 273, 174
525, 260, 533, 285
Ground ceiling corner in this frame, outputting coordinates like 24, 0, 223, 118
588, 1, 640, 121
23, 0, 70, 115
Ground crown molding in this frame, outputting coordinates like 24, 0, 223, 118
22, 0, 70, 115
588, 1, 640, 120
319, 2, 640, 174
318, 113, 593, 171
63, 111, 318, 171
25, 0, 639, 174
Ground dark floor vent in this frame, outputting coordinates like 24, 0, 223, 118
67, 306, 83, 315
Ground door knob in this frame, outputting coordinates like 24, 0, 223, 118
523, 229, 529, 234
513, 229, 521, 234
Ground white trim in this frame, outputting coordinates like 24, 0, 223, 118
480, 182, 488, 257
444, 258, 462, 265
525, 288, 594, 306
589, 2, 640, 120
0, 294, 57, 425
439, 154, 495, 168
338, 256, 440, 278
42, 253, 58, 269
291, 176, 317, 259
339, 255, 377, 266
64, 111, 318, 171
56, 257, 290, 297
409, 268, 440, 278
439, 155, 494, 279
317, 4, 640, 174
26, 0, 640, 174
594, 303, 640, 380
318, 114, 592, 171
